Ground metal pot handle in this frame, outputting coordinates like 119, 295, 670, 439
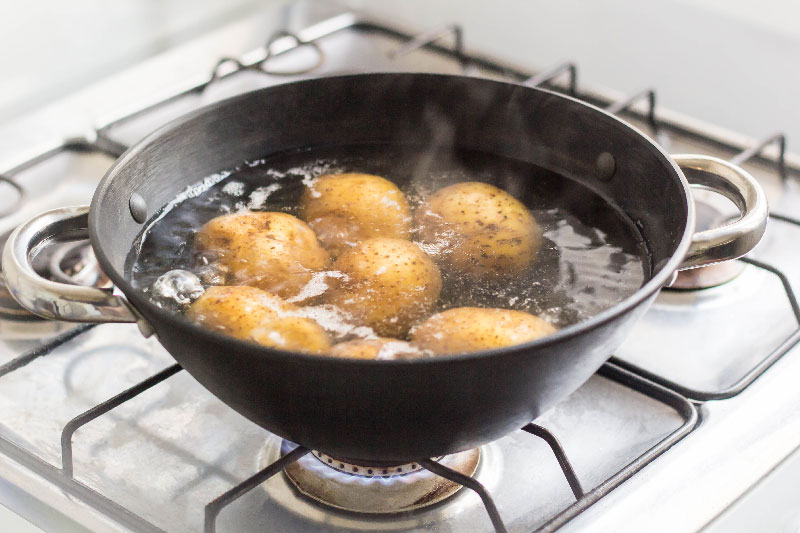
673, 154, 768, 270
2, 206, 139, 323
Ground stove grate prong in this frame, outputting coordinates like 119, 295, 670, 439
204, 445, 309, 533
260, 30, 325, 76
730, 132, 787, 181
60, 363, 182, 477
390, 24, 467, 73
522, 62, 578, 96
0, 324, 95, 379
612, 254, 800, 401
0, 175, 24, 218
521, 423, 585, 499
203, 57, 249, 90
605, 88, 658, 134
419, 458, 507, 533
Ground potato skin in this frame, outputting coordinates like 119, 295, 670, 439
195, 212, 330, 299
328, 337, 423, 360
187, 285, 331, 353
323, 238, 442, 338
300, 173, 412, 256
416, 182, 540, 279
411, 307, 556, 355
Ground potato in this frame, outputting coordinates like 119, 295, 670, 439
323, 238, 442, 337
411, 307, 556, 355
300, 173, 412, 256
195, 212, 330, 299
416, 182, 541, 279
187, 285, 331, 353
328, 337, 424, 360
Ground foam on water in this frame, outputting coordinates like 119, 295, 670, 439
128, 144, 649, 343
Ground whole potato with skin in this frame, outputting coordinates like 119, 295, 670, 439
323, 238, 442, 338
416, 182, 541, 279
187, 285, 331, 353
300, 173, 412, 256
195, 212, 330, 299
329, 337, 424, 360
411, 307, 556, 355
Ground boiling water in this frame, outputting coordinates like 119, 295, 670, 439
129, 145, 649, 336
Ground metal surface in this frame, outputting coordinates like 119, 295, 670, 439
0, 176, 24, 218
283, 446, 480, 514
673, 155, 769, 270
205, 446, 310, 533
2, 206, 138, 323
419, 458, 507, 533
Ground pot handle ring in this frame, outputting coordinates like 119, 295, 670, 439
673, 154, 768, 270
2, 205, 140, 324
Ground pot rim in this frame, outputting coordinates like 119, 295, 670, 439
89, 72, 695, 365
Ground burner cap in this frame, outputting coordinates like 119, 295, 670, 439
281, 442, 480, 514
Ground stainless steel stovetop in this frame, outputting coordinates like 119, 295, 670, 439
1, 4, 800, 533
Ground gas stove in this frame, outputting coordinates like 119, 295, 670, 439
1, 3, 800, 532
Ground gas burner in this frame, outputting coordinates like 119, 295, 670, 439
281, 441, 480, 514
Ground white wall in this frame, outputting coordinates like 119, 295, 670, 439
347, 0, 800, 143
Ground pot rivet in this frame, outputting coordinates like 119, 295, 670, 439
129, 193, 147, 224
596, 152, 616, 180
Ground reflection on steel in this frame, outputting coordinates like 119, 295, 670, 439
522, 423, 585, 498
0, 324, 95, 378
204, 445, 309, 533
61, 364, 182, 477
612, 251, 800, 401
283, 446, 480, 513
522, 62, 578, 96
0, 175, 24, 218
730, 132, 787, 181
606, 88, 657, 133
673, 155, 768, 270
2, 206, 139, 323
390, 24, 467, 72
419, 457, 507, 533
669, 260, 745, 290
261, 30, 325, 76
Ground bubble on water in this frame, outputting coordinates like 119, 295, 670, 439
221, 181, 245, 197
247, 184, 282, 210
152, 270, 205, 307
131, 145, 649, 338
194, 263, 225, 286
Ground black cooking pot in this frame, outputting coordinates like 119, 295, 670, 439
2, 73, 767, 462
